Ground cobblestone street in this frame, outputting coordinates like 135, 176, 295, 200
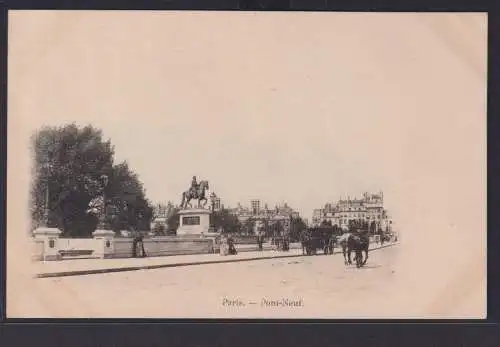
35, 245, 400, 318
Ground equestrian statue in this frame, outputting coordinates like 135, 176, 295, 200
180, 175, 210, 209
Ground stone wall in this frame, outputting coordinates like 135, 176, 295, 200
31, 231, 301, 261
113, 237, 214, 258
31, 233, 216, 260
32, 240, 45, 261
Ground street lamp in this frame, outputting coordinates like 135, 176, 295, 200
40, 163, 54, 227
210, 192, 217, 213
209, 192, 217, 232
96, 174, 109, 229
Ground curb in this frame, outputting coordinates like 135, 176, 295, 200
36, 242, 399, 278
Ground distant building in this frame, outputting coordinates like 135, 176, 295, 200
251, 199, 260, 215
312, 191, 391, 231
227, 200, 301, 234
312, 208, 325, 226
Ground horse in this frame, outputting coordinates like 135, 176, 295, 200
338, 233, 370, 267
350, 233, 370, 267
338, 233, 353, 265
321, 232, 334, 255
180, 180, 209, 209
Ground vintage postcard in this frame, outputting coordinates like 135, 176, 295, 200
7, 11, 486, 318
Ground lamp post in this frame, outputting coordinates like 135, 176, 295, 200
40, 163, 54, 227
209, 192, 217, 233
210, 192, 217, 213
96, 174, 109, 229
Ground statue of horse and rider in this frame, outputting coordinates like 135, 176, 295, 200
180, 176, 210, 209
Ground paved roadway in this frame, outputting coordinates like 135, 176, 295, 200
39, 244, 399, 318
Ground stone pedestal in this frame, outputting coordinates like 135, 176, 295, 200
92, 229, 116, 259
176, 208, 212, 236
33, 227, 62, 261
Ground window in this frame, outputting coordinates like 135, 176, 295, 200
182, 216, 200, 225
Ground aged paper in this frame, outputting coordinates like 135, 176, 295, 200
7, 11, 486, 318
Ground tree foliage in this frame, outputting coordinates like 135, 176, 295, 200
320, 219, 333, 227
106, 161, 153, 234
348, 219, 370, 233
211, 208, 241, 234
290, 216, 307, 241
30, 123, 152, 237
167, 206, 181, 232
242, 218, 256, 235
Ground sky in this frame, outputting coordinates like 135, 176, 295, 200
7, 12, 488, 316
8, 11, 486, 225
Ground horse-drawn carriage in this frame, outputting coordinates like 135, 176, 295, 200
300, 227, 336, 256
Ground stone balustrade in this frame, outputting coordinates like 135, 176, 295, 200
32, 227, 63, 261
31, 231, 216, 261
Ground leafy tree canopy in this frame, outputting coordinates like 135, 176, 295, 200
30, 123, 153, 237
211, 208, 241, 234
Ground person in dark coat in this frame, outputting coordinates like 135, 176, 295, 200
227, 235, 237, 255
257, 231, 264, 251
132, 229, 147, 258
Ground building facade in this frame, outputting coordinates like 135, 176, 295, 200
214, 197, 221, 211
251, 199, 260, 215
228, 200, 300, 235
312, 192, 391, 231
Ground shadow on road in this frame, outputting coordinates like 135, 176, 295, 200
357, 264, 382, 269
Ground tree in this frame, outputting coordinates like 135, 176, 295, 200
243, 218, 256, 235
106, 161, 152, 233
212, 208, 241, 234
260, 218, 270, 237
290, 216, 307, 241
30, 123, 152, 237
269, 219, 285, 237
152, 222, 167, 236
167, 206, 181, 232
30, 124, 114, 236
320, 219, 333, 227
348, 219, 367, 233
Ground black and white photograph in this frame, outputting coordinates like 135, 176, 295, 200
7, 11, 486, 318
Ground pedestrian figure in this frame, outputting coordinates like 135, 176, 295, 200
220, 234, 229, 256
227, 235, 237, 255
257, 231, 264, 251
132, 229, 147, 258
